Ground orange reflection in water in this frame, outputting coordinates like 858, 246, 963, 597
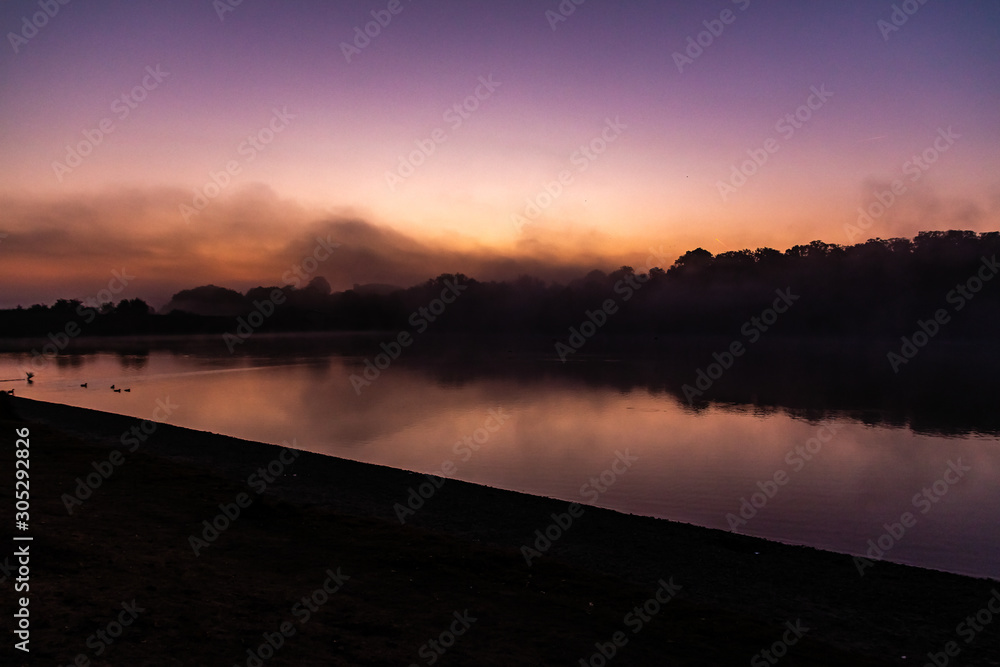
5, 348, 999, 580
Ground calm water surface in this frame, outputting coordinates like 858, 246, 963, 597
3, 336, 997, 580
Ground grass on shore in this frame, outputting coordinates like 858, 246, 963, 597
0, 398, 901, 666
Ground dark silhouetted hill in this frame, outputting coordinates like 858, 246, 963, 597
160, 285, 248, 316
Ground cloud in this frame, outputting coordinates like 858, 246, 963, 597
0, 185, 667, 308
855, 177, 995, 241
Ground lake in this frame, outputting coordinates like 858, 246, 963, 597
3, 333, 998, 580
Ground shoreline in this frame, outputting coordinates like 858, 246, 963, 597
10, 391, 995, 582
4, 395, 999, 664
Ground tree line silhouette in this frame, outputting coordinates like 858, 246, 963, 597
2, 231, 999, 340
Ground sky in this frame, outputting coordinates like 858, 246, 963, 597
1, 0, 998, 308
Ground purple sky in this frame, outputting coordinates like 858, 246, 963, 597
1, 0, 998, 307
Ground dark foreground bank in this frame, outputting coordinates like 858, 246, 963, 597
1, 395, 997, 666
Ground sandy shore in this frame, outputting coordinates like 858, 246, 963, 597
2, 394, 998, 665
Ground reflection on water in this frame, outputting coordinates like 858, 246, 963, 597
2, 334, 998, 580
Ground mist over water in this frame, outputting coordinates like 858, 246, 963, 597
3, 333, 998, 580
